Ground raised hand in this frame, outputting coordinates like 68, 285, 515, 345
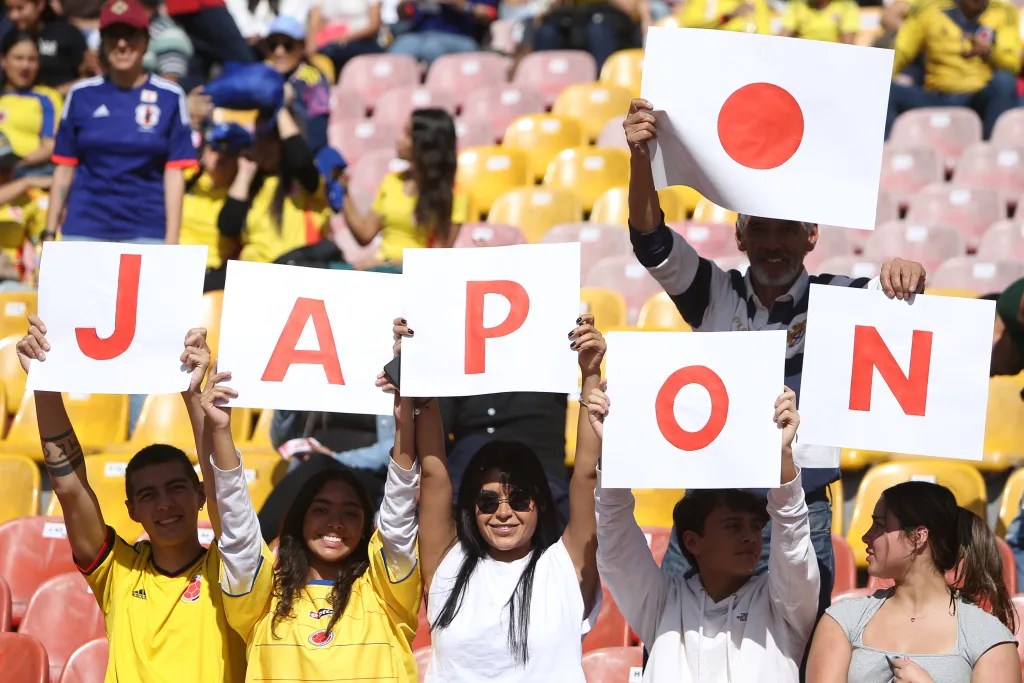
391, 316, 412, 357
180, 327, 210, 395
16, 315, 50, 373
584, 383, 610, 440
199, 360, 237, 432
774, 386, 799, 452
570, 313, 605, 378
623, 98, 657, 151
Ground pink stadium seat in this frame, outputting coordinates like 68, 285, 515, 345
414, 646, 431, 683
642, 526, 671, 567
666, 221, 739, 260
804, 225, 857, 273
540, 222, 631, 281
863, 221, 966, 273
425, 52, 512, 107
713, 254, 750, 273
512, 50, 598, 108
977, 221, 1024, 261
454, 117, 495, 152
488, 19, 520, 55
0, 516, 76, 628
906, 184, 1005, 248
889, 107, 982, 169
876, 190, 899, 226
20, 572, 105, 683
346, 149, 400, 210
337, 54, 419, 104
58, 638, 108, 683
460, 85, 546, 143
952, 144, 1024, 206
930, 257, 1024, 294
596, 116, 627, 150
327, 85, 367, 122
453, 222, 526, 248
582, 646, 643, 683
0, 632, 49, 683
0, 574, 10, 631
328, 119, 398, 165
991, 108, 1024, 147
582, 582, 631, 652
832, 534, 857, 599
372, 86, 457, 128
584, 255, 665, 324
880, 146, 944, 208
816, 256, 885, 280
330, 216, 380, 264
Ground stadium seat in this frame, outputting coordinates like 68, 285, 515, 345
691, 197, 738, 225
244, 451, 288, 510
372, 86, 457, 129
460, 85, 546, 144
345, 149, 400, 213
327, 85, 367, 122
552, 83, 633, 142
643, 526, 671, 566
585, 255, 664, 323
998, 537, 1017, 594
512, 50, 598, 108
327, 119, 398, 165
991, 108, 1024, 147
879, 146, 944, 208
863, 221, 966, 274
455, 146, 531, 218
424, 52, 512, 108
0, 335, 23, 416
58, 638, 108, 683
906, 184, 1004, 249
804, 225, 857, 273
564, 397, 580, 467
308, 53, 335, 85
930, 257, 1024, 294
0, 575, 9, 631
666, 221, 738, 260
590, 186, 630, 227
414, 646, 431, 682
582, 583, 631, 652
245, 409, 273, 450
632, 488, 683, 528
952, 144, 1024, 206
889, 107, 982, 169
599, 48, 643, 98
0, 632, 49, 683
540, 222, 630, 280
840, 448, 890, 471
503, 114, 587, 181
831, 477, 844, 536
923, 288, 980, 298
983, 374, 1024, 472
107, 393, 197, 455
337, 54, 419, 104
454, 117, 494, 152
579, 288, 628, 329
832, 533, 857, 599
198, 290, 223, 356
876, 189, 898, 225
453, 222, 527, 248
846, 460, 987, 567
543, 147, 630, 213
0, 454, 38, 525
0, 393, 129, 460
595, 116, 626, 150
998, 466, 1024, 537
582, 645, 643, 682
1012, 596, 1024, 671
661, 185, 703, 218
0, 291, 35, 341
45, 455, 142, 541
20, 572, 105, 683
488, 187, 583, 243
816, 256, 884, 280
977, 221, 1024, 262
487, 17, 519, 54
637, 292, 691, 331
0, 516, 76, 627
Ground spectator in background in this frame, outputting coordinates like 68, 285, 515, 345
143, 17, 194, 83
531, 0, 646, 70
885, 0, 1020, 139
226, 0, 310, 46
388, 0, 496, 65
0, 131, 49, 281
681, 0, 770, 34
4, 0, 86, 92
308, 0, 382, 75
342, 108, 466, 269
263, 15, 329, 150
781, 0, 859, 43
990, 278, 1024, 379
165, 0, 253, 91
0, 30, 61, 176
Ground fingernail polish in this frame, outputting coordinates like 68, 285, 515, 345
576, 317, 582, 324
570, 342, 576, 349
568, 331, 574, 339
408, 330, 414, 336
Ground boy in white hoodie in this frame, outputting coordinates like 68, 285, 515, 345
589, 386, 819, 683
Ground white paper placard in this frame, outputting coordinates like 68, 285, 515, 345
799, 286, 994, 460
28, 242, 207, 394
602, 330, 786, 489
401, 243, 581, 397
218, 261, 400, 415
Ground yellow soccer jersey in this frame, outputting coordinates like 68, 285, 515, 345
238, 175, 331, 264
180, 171, 228, 269
373, 173, 470, 263
680, 0, 772, 34
224, 530, 421, 682
783, 0, 860, 42
0, 187, 47, 260
0, 86, 61, 157
79, 527, 247, 683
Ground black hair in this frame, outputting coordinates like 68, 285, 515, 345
409, 108, 457, 246
125, 444, 200, 501
0, 28, 36, 57
431, 441, 561, 666
672, 489, 769, 569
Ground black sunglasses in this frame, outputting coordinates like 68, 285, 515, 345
266, 38, 299, 52
475, 489, 533, 515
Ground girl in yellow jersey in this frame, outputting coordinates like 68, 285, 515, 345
200, 364, 421, 683
0, 30, 61, 175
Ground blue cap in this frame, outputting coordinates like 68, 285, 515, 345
266, 15, 305, 41
207, 123, 252, 155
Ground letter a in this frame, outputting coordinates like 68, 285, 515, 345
848, 325, 933, 416
263, 298, 345, 384
76, 253, 142, 360
654, 366, 730, 451
464, 280, 530, 374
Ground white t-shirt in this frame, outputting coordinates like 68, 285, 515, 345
425, 539, 588, 683
314, 0, 380, 34
225, 0, 312, 40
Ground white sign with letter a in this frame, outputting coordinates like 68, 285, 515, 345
400, 243, 581, 397
217, 261, 400, 415
799, 286, 994, 460
28, 242, 207, 394
602, 330, 786, 489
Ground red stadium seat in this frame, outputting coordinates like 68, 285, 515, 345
584, 255, 665, 324
0, 574, 10, 631
452, 222, 526, 248
0, 632, 49, 683
414, 646, 431, 683
596, 116, 627, 150
582, 646, 643, 683
338, 54, 419, 104
906, 184, 1004, 248
460, 85, 546, 144
327, 119, 399, 165
512, 50, 597, 108
666, 221, 739, 260
991, 109, 1024, 147
832, 534, 857, 599
880, 146, 944, 208
816, 256, 884, 279
0, 516, 76, 627
58, 638, 108, 683
977, 221, 1024, 262
20, 572, 105, 683
997, 537, 1017, 595
642, 526, 671, 567
540, 222, 631, 281
952, 144, 1024, 207
889, 107, 982, 169
327, 85, 367, 122
582, 582, 631, 652
372, 86, 457, 129
804, 225, 857, 273
454, 117, 495, 152
863, 221, 966, 273
425, 52, 512, 107
930, 257, 1024, 294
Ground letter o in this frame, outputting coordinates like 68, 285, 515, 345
655, 366, 730, 451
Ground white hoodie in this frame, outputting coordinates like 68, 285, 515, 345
596, 471, 820, 683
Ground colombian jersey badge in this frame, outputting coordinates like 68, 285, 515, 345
180, 575, 202, 603
308, 629, 334, 647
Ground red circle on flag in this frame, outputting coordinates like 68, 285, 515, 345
717, 83, 804, 170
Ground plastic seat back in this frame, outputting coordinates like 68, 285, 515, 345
425, 52, 512, 107
863, 221, 966, 273
816, 256, 885, 280
953, 144, 1024, 204
503, 114, 587, 181
637, 292, 691, 331
0, 335, 26, 414
642, 526, 671, 566
977, 220, 1024, 261
582, 645, 643, 682
327, 119, 398, 165
0, 291, 36, 341
691, 197, 738, 224
0, 574, 10, 631
579, 288, 628, 329
906, 184, 1004, 248
582, 583, 631, 652
453, 222, 526, 248
880, 146, 944, 208
0, 517, 76, 627
832, 533, 857, 598
488, 187, 582, 243
590, 186, 631, 227
461, 85, 545, 144
58, 638, 109, 683
596, 116, 627, 150
803, 225, 857, 273
327, 84, 367, 123
543, 147, 631, 214
584, 255, 664, 324
998, 466, 1024, 537
540, 222, 630, 281
372, 86, 457, 129
413, 645, 431, 683
455, 146, 531, 217
984, 375, 1024, 474
599, 48, 643, 97
0, 454, 39, 525
930, 257, 1024, 294
631, 488, 684, 528
338, 54, 419, 103
889, 107, 982, 168
454, 117, 494, 152
198, 291, 223, 356
992, 109, 1024, 147
1, 393, 129, 457
552, 83, 633, 141
20, 572, 105, 682
0, 632, 49, 683
666, 221, 738, 260
512, 50, 597, 107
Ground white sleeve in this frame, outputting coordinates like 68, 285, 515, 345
766, 467, 820, 640
376, 457, 420, 582
212, 452, 265, 596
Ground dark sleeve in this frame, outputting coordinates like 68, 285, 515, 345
218, 197, 249, 238
281, 134, 321, 195
305, 115, 328, 153
629, 219, 676, 268
60, 21, 87, 71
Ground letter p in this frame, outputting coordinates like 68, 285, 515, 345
465, 280, 530, 375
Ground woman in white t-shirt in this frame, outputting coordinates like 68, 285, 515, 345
307, 0, 383, 74
381, 314, 604, 682
225, 0, 312, 44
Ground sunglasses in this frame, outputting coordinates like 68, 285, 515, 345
475, 489, 533, 515
266, 38, 299, 52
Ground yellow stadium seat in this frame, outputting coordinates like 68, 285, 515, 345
456, 146, 531, 218
0, 291, 35, 341
108, 394, 197, 457
840, 449, 889, 471
590, 186, 630, 227
242, 451, 288, 510
309, 53, 336, 84
659, 186, 702, 218
580, 287, 628, 329
564, 398, 580, 467
997, 467, 1024, 537
503, 114, 587, 181
47, 454, 142, 541
830, 476, 844, 536
543, 147, 631, 214
243, 409, 274, 449
0, 454, 38, 524
692, 197, 738, 225
982, 375, 1024, 470
632, 489, 684, 528
923, 288, 982, 299
199, 291, 224, 356
0, 335, 25, 417
488, 187, 583, 243
552, 83, 634, 142
846, 460, 987, 567
0, 393, 129, 460
599, 48, 644, 99
637, 292, 692, 331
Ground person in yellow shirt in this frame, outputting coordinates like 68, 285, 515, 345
781, 0, 859, 43
0, 30, 61, 175
886, 0, 1021, 138
681, 0, 771, 34
199, 364, 421, 683
0, 131, 49, 280
15, 321, 247, 683
342, 108, 466, 269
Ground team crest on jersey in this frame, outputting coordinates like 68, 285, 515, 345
135, 103, 160, 130
308, 629, 334, 647
309, 608, 334, 619
787, 315, 808, 348
180, 575, 202, 603
141, 89, 158, 103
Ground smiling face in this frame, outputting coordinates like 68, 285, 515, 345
264, 34, 302, 75
475, 469, 538, 561
2, 38, 38, 89
736, 217, 817, 290
862, 498, 925, 579
126, 461, 205, 546
101, 25, 147, 74
302, 479, 366, 572
683, 504, 765, 580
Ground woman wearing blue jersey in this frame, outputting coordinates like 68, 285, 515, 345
44, 0, 197, 245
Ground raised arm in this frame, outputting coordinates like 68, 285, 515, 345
17, 316, 107, 564
562, 314, 604, 612
625, 98, 663, 233
180, 329, 218, 536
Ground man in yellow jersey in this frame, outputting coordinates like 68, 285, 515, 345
781, 0, 860, 43
681, 0, 771, 34
16, 318, 246, 683
885, 0, 1021, 138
